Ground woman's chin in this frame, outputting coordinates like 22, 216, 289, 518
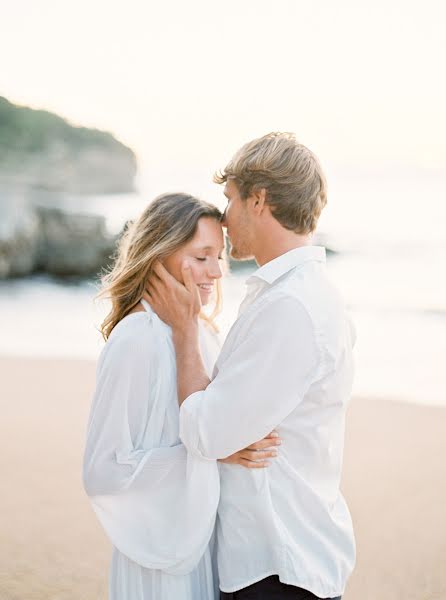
199, 291, 211, 306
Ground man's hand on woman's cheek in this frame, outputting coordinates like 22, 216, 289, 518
144, 260, 201, 330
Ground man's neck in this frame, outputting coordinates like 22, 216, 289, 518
254, 232, 312, 267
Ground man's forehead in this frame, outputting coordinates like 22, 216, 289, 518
224, 178, 237, 196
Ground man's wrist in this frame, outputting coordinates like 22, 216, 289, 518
172, 319, 199, 346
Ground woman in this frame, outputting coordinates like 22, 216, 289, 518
83, 193, 280, 600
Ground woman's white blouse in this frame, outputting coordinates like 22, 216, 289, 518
83, 304, 221, 579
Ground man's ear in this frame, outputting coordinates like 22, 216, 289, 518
249, 187, 267, 215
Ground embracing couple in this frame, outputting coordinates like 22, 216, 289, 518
83, 132, 356, 600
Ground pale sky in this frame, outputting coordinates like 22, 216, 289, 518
1, 0, 445, 198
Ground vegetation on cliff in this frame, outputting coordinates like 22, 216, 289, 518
0, 97, 137, 193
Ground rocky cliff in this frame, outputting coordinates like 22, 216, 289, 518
0, 186, 117, 279
0, 98, 137, 279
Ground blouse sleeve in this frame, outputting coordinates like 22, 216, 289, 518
83, 314, 220, 575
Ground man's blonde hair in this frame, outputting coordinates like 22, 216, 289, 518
214, 132, 327, 233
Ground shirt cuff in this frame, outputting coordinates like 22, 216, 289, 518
179, 391, 214, 461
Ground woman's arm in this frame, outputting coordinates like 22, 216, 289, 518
82, 316, 220, 573
83, 322, 185, 496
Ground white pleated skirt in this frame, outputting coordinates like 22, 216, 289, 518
109, 545, 218, 600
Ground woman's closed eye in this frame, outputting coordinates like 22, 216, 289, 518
195, 256, 224, 261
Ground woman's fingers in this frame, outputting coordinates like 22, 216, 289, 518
248, 437, 282, 451
219, 429, 281, 470
239, 449, 278, 461
218, 444, 279, 468
239, 458, 271, 469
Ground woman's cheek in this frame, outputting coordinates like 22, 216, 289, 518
189, 262, 203, 285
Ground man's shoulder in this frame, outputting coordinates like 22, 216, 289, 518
244, 269, 347, 343
257, 266, 341, 312
232, 288, 314, 344
282, 265, 345, 312
245, 283, 306, 316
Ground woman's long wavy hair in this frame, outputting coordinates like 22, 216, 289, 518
98, 193, 223, 340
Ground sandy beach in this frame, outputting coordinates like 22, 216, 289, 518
1, 356, 445, 600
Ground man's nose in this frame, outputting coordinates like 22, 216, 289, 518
221, 209, 227, 228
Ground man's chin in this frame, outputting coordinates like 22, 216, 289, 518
230, 247, 254, 261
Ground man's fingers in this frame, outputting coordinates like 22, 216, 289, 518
145, 270, 168, 308
152, 260, 198, 306
181, 261, 196, 293
145, 281, 160, 302
144, 281, 165, 313
153, 260, 177, 285
147, 270, 165, 293
181, 260, 202, 308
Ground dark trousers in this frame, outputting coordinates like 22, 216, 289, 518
220, 575, 341, 600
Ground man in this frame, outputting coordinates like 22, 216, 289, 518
146, 132, 356, 599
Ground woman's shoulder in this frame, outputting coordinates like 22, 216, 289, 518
99, 312, 162, 367
108, 311, 151, 345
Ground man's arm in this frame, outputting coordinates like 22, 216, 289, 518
179, 295, 322, 459
145, 260, 211, 401
145, 261, 322, 459
172, 321, 210, 404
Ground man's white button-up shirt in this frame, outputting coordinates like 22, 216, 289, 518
179, 245, 356, 598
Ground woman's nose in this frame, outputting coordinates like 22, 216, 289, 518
208, 260, 223, 279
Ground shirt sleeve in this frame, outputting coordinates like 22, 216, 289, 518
83, 316, 220, 574
83, 326, 180, 497
179, 294, 323, 459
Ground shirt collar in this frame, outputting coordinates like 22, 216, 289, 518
246, 245, 326, 287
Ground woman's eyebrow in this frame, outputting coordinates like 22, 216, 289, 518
194, 245, 225, 252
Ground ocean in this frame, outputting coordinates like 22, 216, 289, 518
1, 169, 445, 405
